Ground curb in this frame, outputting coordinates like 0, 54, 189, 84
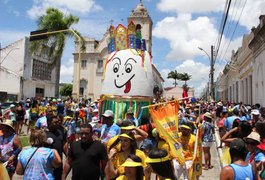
214, 127, 224, 170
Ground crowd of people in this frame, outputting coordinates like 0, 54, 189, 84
0, 97, 264, 180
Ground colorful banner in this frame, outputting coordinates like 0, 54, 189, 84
149, 100, 185, 165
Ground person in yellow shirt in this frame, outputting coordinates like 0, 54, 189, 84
145, 148, 177, 180
116, 154, 144, 180
107, 132, 146, 179
175, 124, 196, 180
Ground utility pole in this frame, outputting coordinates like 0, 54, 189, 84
210, 45, 215, 101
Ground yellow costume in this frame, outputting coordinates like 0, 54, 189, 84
178, 132, 196, 160
112, 149, 146, 175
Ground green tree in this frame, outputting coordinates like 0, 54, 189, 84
179, 72, 192, 85
167, 70, 180, 87
30, 8, 85, 97
60, 84, 73, 97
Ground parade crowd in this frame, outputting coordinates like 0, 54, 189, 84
0, 97, 265, 180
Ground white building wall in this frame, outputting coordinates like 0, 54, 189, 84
253, 50, 265, 106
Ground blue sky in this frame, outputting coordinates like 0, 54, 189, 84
1, 0, 264, 97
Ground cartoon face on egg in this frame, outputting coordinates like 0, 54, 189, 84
101, 49, 154, 97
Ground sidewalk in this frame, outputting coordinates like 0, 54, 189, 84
200, 142, 221, 179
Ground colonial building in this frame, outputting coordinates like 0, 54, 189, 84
0, 37, 56, 101
72, 1, 163, 100
217, 15, 265, 106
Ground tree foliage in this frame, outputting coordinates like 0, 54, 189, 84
167, 70, 181, 87
178, 72, 192, 85
30, 8, 85, 97
60, 84, 73, 97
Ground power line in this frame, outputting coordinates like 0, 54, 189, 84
217, 0, 239, 61
214, 0, 232, 65
219, 0, 247, 62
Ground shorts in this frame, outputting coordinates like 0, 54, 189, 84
202, 141, 213, 147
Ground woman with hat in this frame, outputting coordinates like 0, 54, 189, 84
0, 119, 22, 179
145, 148, 177, 180
202, 112, 215, 170
107, 131, 146, 180
244, 131, 265, 170
116, 154, 144, 180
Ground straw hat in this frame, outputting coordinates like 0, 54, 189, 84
0, 119, 15, 132
204, 112, 212, 119
244, 131, 260, 145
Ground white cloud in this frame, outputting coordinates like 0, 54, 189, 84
229, 0, 265, 30
153, 14, 218, 60
161, 59, 228, 97
157, 0, 224, 14
27, 0, 102, 19
74, 19, 109, 40
0, 30, 28, 47
60, 58, 73, 83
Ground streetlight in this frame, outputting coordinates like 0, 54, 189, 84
29, 29, 82, 102
198, 46, 215, 101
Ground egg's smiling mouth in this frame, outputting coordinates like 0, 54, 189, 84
114, 74, 135, 93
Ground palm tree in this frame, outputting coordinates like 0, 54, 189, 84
179, 72, 192, 85
167, 70, 180, 87
30, 8, 85, 97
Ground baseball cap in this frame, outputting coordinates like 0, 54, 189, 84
10, 104, 16, 108
102, 110, 114, 117
251, 109, 260, 115
230, 138, 246, 152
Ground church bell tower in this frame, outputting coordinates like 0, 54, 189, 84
127, 0, 153, 55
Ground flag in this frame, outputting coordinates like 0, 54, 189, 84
190, 125, 203, 179
149, 100, 185, 165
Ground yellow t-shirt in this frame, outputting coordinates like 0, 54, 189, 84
116, 175, 128, 180
178, 132, 196, 160
158, 140, 170, 153
112, 149, 146, 175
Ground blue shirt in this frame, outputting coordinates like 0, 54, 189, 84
18, 147, 55, 180
245, 150, 265, 163
224, 116, 240, 131
202, 121, 214, 142
230, 163, 253, 180
101, 123, 120, 143
35, 116, 47, 129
